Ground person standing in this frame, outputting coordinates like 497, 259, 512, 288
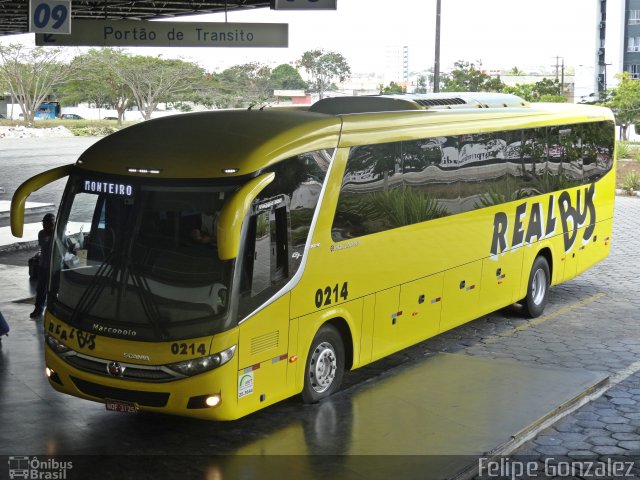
0, 310, 9, 341
30, 213, 55, 319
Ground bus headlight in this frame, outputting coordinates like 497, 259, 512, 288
45, 334, 72, 354
166, 345, 236, 376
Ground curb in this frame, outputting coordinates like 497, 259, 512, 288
0, 204, 55, 219
616, 188, 640, 197
0, 239, 38, 254
451, 375, 611, 480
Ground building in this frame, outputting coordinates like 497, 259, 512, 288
573, 0, 624, 102
624, 0, 640, 78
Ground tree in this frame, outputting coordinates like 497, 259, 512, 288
297, 49, 351, 99
503, 78, 566, 103
508, 66, 526, 75
269, 64, 307, 91
414, 75, 429, 94
58, 49, 135, 124
112, 55, 205, 120
379, 81, 405, 94
210, 62, 273, 108
604, 72, 640, 140
0, 44, 73, 122
440, 60, 504, 93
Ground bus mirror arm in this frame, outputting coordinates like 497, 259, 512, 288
217, 172, 275, 261
10, 164, 75, 237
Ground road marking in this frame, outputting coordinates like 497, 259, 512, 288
482, 292, 607, 345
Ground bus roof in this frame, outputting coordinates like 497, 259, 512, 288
75, 94, 614, 179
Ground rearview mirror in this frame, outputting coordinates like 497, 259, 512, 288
11, 164, 75, 237
217, 172, 275, 260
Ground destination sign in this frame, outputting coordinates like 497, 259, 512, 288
83, 180, 134, 197
36, 20, 288, 47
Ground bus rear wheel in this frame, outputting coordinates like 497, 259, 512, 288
302, 324, 345, 403
522, 255, 550, 318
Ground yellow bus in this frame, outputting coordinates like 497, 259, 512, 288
11, 93, 615, 420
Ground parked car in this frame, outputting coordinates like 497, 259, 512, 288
0, 113, 6, 119
61, 113, 83, 120
103, 116, 118, 120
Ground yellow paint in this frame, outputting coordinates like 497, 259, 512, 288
19, 96, 616, 420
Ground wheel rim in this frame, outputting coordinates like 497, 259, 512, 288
531, 267, 547, 305
308, 341, 337, 394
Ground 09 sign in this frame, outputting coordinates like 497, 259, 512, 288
29, 0, 71, 34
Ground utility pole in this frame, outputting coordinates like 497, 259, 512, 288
553, 56, 560, 81
561, 57, 565, 97
553, 56, 565, 96
433, 0, 441, 92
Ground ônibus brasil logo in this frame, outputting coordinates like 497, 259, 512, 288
8, 456, 72, 479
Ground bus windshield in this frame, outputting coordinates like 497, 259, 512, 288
50, 175, 238, 342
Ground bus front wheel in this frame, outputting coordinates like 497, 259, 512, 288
302, 324, 345, 403
522, 255, 550, 318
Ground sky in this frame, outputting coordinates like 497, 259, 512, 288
1, 0, 599, 75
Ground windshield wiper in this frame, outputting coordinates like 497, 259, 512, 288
70, 251, 116, 326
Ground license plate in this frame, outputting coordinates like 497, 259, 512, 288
105, 398, 138, 413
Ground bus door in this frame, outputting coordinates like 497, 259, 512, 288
237, 197, 294, 408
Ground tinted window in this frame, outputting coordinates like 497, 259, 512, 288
580, 122, 614, 182
547, 126, 583, 189
331, 121, 614, 241
239, 150, 331, 317
402, 136, 455, 216
457, 132, 506, 211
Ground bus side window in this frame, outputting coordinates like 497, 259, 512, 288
271, 206, 289, 282
547, 125, 582, 188
251, 210, 271, 296
239, 204, 291, 318
581, 121, 614, 182
237, 150, 330, 318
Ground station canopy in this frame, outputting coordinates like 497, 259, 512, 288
0, 1, 271, 37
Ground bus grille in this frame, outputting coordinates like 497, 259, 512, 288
60, 353, 181, 383
70, 377, 170, 407
251, 330, 279, 355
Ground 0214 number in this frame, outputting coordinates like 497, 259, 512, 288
171, 343, 207, 356
314, 282, 348, 308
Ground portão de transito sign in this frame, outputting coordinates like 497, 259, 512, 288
36, 20, 288, 47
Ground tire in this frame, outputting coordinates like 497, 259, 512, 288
522, 255, 550, 318
301, 324, 345, 403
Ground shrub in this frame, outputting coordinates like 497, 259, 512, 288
67, 126, 121, 136
622, 171, 640, 194
616, 141, 631, 160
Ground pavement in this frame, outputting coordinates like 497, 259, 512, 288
0, 200, 55, 251
0, 194, 639, 480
